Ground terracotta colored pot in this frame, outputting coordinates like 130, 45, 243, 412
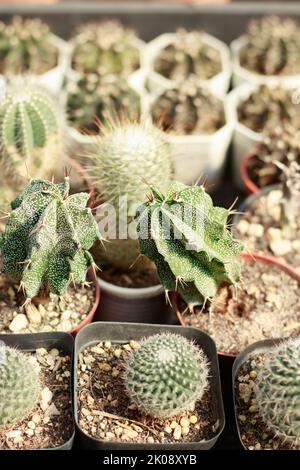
174, 252, 300, 359
240, 146, 260, 194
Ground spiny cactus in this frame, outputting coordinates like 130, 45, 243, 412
279, 161, 300, 238
151, 81, 225, 135
71, 21, 140, 76
240, 16, 300, 76
256, 338, 300, 447
124, 333, 209, 418
0, 177, 101, 300
0, 16, 57, 76
135, 181, 243, 309
0, 81, 63, 191
0, 345, 40, 426
154, 29, 222, 81
66, 73, 140, 134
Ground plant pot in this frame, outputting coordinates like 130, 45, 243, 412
0, 331, 75, 450
144, 32, 231, 97
240, 144, 261, 194
74, 321, 225, 450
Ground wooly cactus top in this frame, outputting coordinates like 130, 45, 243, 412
0, 177, 101, 300
136, 182, 243, 309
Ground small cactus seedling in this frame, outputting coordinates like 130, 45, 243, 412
279, 160, 300, 239
124, 333, 209, 418
0, 177, 101, 300
135, 182, 243, 309
0, 16, 57, 75
256, 338, 300, 447
0, 345, 40, 426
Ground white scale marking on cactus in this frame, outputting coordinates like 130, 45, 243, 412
156, 348, 176, 363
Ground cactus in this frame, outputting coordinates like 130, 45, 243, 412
66, 73, 140, 134
0, 16, 57, 76
151, 81, 225, 135
124, 333, 209, 418
0, 81, 63, 191
279, 161, 300, 239
71, 21, 140, 76
135, 181, 243, 309
154, 29, 222, 81
240, 16, 300, 76
0, 177, 101, 300
255, 338, 300, 447
0, 345, 40, 426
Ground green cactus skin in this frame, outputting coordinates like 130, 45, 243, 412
0, 16, 57, 76
0, 345, 40, 426
0, 82, 63, 191
124, 333, 209, 418
135, 182, 243, 309
256, 338, 300, 447
0, 177, 101, 300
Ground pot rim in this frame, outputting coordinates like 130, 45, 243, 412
240, 144, 261, 194
98, 275, 164, 299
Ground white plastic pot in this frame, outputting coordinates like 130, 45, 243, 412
144, 32, 232, 98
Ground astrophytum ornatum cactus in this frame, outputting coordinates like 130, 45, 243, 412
256, 338, 300, 447
0, 345, 40, 426
0, 177, 101, 300
135, 182, 243, 309
124, 333, 209, 418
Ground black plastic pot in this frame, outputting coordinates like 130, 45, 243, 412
0, 332, 75, 450
74, 321, 225, 450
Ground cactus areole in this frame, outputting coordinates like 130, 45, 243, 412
0, 177, 101, 300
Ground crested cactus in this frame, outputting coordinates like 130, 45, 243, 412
135, 181, 243, 309
0, 177, 101, 300
256, 338, 300, 447
0, 345, 40, 426
0, 16, 57, 76
71, 21, 140, 76
279, 160, 300, 238
0, 81, 63, 191
240, 16, 300, 76
124, 333, 209, 418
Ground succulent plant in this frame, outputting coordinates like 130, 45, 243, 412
0, 345, 40, 426
71, 20, 140, 76
124, 333, 209, 418
135, 181, 243, 309
0, 81, 63, 192
240, 16, 300, 76
256, 338, 300, 447
154, 29, 222, 81
66, 73, 140, 134
238, 85, 300, 134
151, 81, 225, 135
279, 160, 300, 238
0, 16, 57, 76
0, 176, 101, 300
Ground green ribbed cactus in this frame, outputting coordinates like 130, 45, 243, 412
0, 345, 40, 426
124, 333, 209, 418
256, 338, 300, 447
0, 82, 63, 191
135, 182, 243, 309
0, 177, 101, 300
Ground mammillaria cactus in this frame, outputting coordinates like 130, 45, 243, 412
0, 16, 57, 75
135, 182, 243, 309
0, 177, 101, 300
0, 345, 40, 426
124, 333, 209, 418
71, 21, 140, 76
0, 81, 63, 191
240, 16, 300, 76
256, 338, 300, 447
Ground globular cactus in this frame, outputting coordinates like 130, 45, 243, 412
0, 345, 40, 426
0, 81, 63, 191
124, 333, 209, 418
240, 16, 300, 76
256, 338, 300, 447
0, 16, 57, 75
135, 182, 243, 309
0, 177, 101, 300
151, 81, 225, 135
279, 160, 300, 238
71, 21, 140, 76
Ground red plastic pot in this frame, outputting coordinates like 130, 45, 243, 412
240, 146, 260, 194
174, 252, 300, 359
